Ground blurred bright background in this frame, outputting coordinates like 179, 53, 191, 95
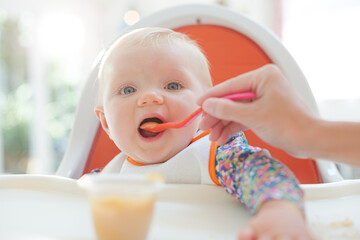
0, 0, 359, 178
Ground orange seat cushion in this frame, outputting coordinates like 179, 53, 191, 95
84, 24, 321, 184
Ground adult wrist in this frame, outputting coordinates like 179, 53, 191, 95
297, 116, 337, 160
291, 115, 322, 159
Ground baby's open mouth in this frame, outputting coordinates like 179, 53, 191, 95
138, 117, 163, 138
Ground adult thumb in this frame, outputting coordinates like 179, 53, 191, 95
202, 98, 249, 122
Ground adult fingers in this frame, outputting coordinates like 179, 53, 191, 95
209, 122, 245, 145
197, 64, 278, 106
199, 114, 221, 131
202, 97, 255, 124
217, 122, 246, 145
197, 69, 256, 105
208, 120, 229, 142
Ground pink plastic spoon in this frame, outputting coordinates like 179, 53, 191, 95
140, 92, 255, 132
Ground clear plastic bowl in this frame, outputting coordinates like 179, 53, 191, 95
78, 174, 163, 240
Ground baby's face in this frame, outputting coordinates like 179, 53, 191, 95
100, 44, 208, 164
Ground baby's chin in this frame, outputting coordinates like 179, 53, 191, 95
129, 157, 166, 166
130, 150, 181, 165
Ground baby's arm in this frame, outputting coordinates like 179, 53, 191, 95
215, 133, 313, 239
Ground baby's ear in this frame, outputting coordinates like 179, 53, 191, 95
94, 106, 112, 139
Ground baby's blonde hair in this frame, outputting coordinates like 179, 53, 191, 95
97, 27, 212, 104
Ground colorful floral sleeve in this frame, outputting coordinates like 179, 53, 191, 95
215, 132, 304, 214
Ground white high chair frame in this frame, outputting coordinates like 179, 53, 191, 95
56, 4, 343, 182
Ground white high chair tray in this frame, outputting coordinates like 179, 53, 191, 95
0, 175, 359, 240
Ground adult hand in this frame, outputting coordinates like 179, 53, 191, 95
197, 64, 315, 156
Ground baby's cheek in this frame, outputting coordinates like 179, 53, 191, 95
110, 118, 134, 146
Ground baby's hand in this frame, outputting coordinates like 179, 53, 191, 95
238, 200, 314, 240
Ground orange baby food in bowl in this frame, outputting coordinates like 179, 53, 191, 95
78, 174, 163, 240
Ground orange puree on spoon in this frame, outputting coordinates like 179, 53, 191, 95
140, 122, 159, 129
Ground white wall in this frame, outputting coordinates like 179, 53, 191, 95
282, 0, 360, 178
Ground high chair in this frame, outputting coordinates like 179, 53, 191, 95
56, 4, 343, 183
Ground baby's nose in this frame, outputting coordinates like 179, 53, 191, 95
137, 91, 164, 106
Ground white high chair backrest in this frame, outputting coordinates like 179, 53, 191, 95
56, 4, 343, 183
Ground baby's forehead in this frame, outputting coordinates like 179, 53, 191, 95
109, 40, 196, 58
100, 34, 211, 86
104, 42, 205, 73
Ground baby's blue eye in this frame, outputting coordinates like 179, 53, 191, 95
120, 86, 136, 95
165, 82, 182, 90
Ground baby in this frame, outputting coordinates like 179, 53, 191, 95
94, 27, 313, 239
